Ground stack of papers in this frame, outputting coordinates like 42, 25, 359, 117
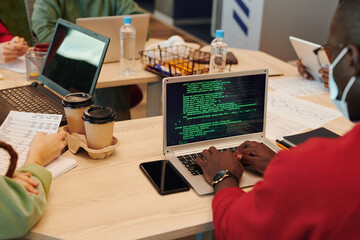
0, 111, 76, 178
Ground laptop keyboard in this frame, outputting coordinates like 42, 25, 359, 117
177, 146, 238, 176
0, 87, 62, 114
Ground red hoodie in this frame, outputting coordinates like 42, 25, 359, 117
213, 124, 360, 240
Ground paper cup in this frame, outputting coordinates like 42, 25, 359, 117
62, 93, 94, 134
82, 106, 117, 149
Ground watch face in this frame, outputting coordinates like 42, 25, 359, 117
213, 170, 227, 182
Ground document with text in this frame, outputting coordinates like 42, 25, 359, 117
0, 111, 76, 178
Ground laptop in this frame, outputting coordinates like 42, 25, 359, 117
289, 36, 330, 81
76, 14, 150, 62
0, 18, 109, 126
163, 69, 279, 195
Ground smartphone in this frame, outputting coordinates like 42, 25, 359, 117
139, 160, 190, 195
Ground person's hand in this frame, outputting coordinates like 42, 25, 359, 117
297, 59, 314, 80
319, 66, 329, 88
26, 131, 67, 167
195, 146, 244, 186
1, 36, 29, 63
235, 141, 276, 174
11, 172, 40, 196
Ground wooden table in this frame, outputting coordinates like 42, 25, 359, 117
26, 110, 353, 240
1, 50, 354, 240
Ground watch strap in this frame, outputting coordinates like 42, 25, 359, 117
212, 170, 239, 188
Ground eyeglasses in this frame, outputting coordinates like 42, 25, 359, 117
313, 43, 345, 65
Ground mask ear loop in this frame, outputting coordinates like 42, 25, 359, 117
341, 76, 357, 101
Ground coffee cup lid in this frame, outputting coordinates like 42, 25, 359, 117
82, 106, 117, 124
62, 93, 94, 109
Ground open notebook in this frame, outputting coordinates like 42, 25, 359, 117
0, 111, 76, 179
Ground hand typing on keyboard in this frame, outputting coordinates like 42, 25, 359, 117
234, 141, 276, 174
194, 146, 244, 191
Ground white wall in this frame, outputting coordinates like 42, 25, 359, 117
218, 0, 339, 61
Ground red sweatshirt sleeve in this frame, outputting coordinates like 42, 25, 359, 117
0, 22, 13, 43
212, 125, 360, 240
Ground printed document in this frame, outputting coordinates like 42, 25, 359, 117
0, 111, 76, 178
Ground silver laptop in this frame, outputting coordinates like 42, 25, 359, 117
162, 70, 279, 195
76, 14, 150, 62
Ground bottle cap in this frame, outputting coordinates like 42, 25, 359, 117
62, 93, 94, 109
82, 106, 117, 124
215, 30, 224, 38
124, 17, 132, 24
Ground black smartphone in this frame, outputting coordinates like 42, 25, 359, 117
139, 160, 190, 195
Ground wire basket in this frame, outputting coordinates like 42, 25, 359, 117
139, 45, 211, 77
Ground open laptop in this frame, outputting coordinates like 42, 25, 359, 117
163, 69, 279, 195
289, 36, 330, 81
76, 14, 150, 62
0, 18, 109, 126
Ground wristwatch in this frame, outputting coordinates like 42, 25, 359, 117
211, 170, 239, 188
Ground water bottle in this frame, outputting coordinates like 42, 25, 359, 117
209, 30, 228, 73
120, 16, 136, 75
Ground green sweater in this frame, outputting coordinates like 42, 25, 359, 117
0, 164, 52, 239
31, 0, 145, 43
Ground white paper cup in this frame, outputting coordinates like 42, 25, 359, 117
62, 93, 94, 134
82, 106, 117, 149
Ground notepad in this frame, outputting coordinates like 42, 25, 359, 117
282, 127, 339, 147
0, 111, 77, 178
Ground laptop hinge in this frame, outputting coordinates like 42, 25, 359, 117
32, 82, 63, 104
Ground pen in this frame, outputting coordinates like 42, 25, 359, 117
275, 139, 290, 150
276, 142, 289, 150
269, 74, 284, 77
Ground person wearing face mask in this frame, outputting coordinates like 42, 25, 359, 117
194, 0, 360, 239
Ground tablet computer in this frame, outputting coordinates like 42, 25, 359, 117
289, 36, 330, 81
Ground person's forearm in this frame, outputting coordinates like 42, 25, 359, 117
214, 177, 239, 194
0, 171, 48, 238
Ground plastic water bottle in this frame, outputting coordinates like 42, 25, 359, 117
209, 30, 228, 73
120, 16, 136, 75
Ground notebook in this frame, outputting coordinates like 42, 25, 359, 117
283, 127, 339, 147
289, 36, 330, 81
163, 70, 279, 195
0, 18, 109, 126
76, 14, 150, 62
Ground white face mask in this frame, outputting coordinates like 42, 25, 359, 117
329, 47, 357, 121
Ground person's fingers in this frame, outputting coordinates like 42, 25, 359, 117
13, 172, 39, 187
208, 146, 218, 155
241, 155, 259, 165
194, 157, 206, 168
202, 149, 211, 160
235, 153, 243, 160
14, 178, 39, 195
58, 131, 68, 139
237, 141, 258, 151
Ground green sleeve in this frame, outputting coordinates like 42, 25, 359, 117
31, 0, 62, 43
114, 0, 145, 15
0, 164, 52, 239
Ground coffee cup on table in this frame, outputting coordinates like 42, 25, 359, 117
82, 106, 117, 149
62, 93, 94, 134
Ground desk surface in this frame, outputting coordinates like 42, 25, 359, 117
28, 111, 353, 240
0, 39, 354, 240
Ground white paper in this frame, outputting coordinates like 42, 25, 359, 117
0, 56, 26, 73
265, 111, 308, 140
267, 91, 342, 129
45, 157, 77, 179
0, 111, 75, 179
269, 76, 328, 96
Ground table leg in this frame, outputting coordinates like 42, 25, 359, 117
146, 81, 162, 117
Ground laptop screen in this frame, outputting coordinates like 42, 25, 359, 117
166, 73, 266, 146
39, 19, 109, 96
